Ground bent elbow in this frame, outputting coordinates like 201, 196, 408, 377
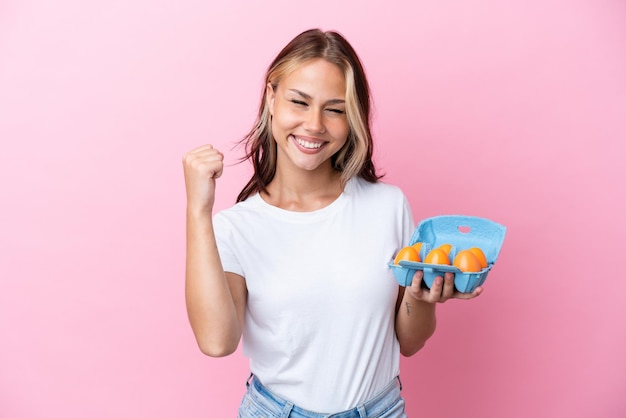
400, 341, 425, 357
197, 340, 238, 357
201, 346, 237, 358
399, 326, 436, 357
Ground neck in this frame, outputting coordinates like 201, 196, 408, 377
263, 164, 344, 212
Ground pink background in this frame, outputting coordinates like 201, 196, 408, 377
1, 0, 625, 417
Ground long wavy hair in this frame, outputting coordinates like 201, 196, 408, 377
236, 28, 382, 202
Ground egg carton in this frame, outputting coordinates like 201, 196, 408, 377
388, 215, 506, 293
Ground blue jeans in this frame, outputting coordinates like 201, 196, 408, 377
238, 374, 407, 418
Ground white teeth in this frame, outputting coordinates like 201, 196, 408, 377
295, 137, 322, 149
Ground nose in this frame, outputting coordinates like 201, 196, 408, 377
303, 109, 326, 134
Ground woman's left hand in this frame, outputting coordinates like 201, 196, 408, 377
404, 270, 482, 303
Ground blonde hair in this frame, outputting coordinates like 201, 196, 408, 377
237, 29, 381, 202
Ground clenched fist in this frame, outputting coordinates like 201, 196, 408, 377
183, 144, 224, 214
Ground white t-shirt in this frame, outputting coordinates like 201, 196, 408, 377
213, 177, 414, 412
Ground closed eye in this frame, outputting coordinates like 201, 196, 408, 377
290, 99, 308, 106
326, 108, 345, 114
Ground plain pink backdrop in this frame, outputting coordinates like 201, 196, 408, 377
1, 0, 625, 417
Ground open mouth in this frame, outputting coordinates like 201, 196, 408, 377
291, 135, 325, 151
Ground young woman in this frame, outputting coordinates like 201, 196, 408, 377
183, 28, 481, 417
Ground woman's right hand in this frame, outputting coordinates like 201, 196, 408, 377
182, 144, 224, 214
183, 144, 245, 357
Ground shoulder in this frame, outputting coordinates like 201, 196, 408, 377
344, 177, 411, 218
213, 194, 264, 227
349, 177, 408, 202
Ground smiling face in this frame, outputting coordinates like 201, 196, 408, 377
267, 58, 349, 175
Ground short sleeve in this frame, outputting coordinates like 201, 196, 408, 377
400, 192, 415, 246
212, 212, 245, 277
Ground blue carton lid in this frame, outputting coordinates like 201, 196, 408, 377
409, 215, 506, 264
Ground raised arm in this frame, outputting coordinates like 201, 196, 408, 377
183, 144, 246, 357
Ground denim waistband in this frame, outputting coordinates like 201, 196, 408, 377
245, 374, 403, 417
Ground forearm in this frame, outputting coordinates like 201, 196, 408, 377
395, 289, 437, 357
185, 210, 243, 357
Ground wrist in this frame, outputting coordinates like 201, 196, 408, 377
186, 207, 214, 232
186, 203, 213, 219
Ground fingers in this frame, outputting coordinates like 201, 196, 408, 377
408, 271, 425, 299
414, 272, 453, 303
454, 286, 484, 300
183, 144, 225, 179
183, 144, 224, 165
408, 271, 483, 303
425, 276, 445, 303
440, 272, 456, 302
183, 144, 225, 212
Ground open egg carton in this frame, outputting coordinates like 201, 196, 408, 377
388, 215, 506, 293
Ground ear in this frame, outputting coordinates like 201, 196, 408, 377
266, 83, 275, 116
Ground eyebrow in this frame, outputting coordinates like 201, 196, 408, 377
288, 89, 345, 105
